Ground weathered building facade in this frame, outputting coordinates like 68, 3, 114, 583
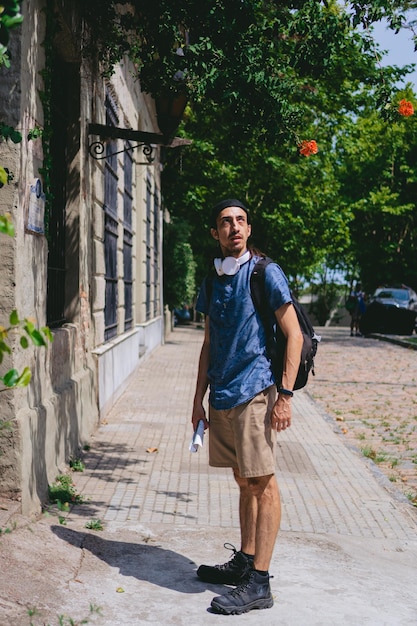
0, 1, 169, 514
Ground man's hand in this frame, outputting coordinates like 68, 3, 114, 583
192, 401, 209, 432
271, 395, 292, 432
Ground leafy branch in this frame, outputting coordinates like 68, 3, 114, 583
76, 0, 413, 144
0, 1, 23, 68
0, 2, 53, 395
0, 310, 53, 390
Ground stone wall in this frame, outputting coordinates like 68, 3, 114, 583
0, 0, 165, 515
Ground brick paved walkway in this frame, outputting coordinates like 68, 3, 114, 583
69, 325, 417, 541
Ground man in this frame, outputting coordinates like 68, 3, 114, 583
348, 282, 366, 337
191, 198, 303, 615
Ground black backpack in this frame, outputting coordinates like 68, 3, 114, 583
205, 256, 320, 391
250, 257, 319, 390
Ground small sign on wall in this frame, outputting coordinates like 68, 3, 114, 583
26, 178, 45, 235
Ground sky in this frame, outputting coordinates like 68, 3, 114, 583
371, 18, 417, 91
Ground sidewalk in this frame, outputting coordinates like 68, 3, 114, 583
1, 325, 416, 625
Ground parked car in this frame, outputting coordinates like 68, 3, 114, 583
372, 286, 417, 311
173, 306, 192, 326
360, 286, 417, 335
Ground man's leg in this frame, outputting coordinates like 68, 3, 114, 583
234, 469, 281, 571
199, 388, 278, 601
210, 471, 278, 614
234, 467, 257, 556
196, 467, 255, 585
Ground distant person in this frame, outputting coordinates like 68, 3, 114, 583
347, 282, 366, 336
191, 198, 303, 615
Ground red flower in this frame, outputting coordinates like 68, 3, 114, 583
398, 99, 414, 117
299, 139, 318, 157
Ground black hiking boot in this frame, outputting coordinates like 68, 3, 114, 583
197, 543, 254, 585
210, 569, 273, 615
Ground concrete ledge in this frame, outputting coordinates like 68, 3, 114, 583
93, 317, 164, 419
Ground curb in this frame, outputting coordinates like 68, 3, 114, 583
368, 333, 417, 350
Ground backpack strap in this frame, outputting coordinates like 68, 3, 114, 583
249, 257, 284, 383
206, 256, 272, 309
205, 255, 273, 322
206, 255, 273, 314
249, 256, 273, 315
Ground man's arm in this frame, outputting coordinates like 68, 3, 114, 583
271, 302, 303, 432
191, 316, 210, 431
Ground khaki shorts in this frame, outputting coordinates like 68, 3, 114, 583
208, 386, 276, 478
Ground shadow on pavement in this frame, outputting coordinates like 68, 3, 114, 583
51, 525, 214, 594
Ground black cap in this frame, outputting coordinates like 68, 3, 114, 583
210, 198, 250, 229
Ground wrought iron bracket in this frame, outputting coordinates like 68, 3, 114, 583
88, 123, 166, 163
88, 123, 192, 163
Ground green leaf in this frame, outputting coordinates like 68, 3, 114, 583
41, 326, 54, 342
0, 166, 7, 186
9, 129, 22, 143
2, 14, 24, 30
28, 329, 47, 347
20, 336, 29, 349
2, 369, 19, 387
9, 309, 19, 325
0, 44, 10, 68
0, 340, 12, 355
15, 367, 31, 387
23, 320, 35, 334
27, 127, 43, 141
0, 214, 15, 236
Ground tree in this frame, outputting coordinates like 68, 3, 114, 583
163, 219, 197, 309
162, 120, 351, 286
73, 1, 417, 291
336, 88, 417, 291
77, 1, 413, 143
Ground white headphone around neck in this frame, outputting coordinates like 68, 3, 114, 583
214, 250, 251, 276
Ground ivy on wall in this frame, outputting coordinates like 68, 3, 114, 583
0, 2, 52, 393
0, 1, 23, 218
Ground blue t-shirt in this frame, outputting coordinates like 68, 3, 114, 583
196, 256, 292, 410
